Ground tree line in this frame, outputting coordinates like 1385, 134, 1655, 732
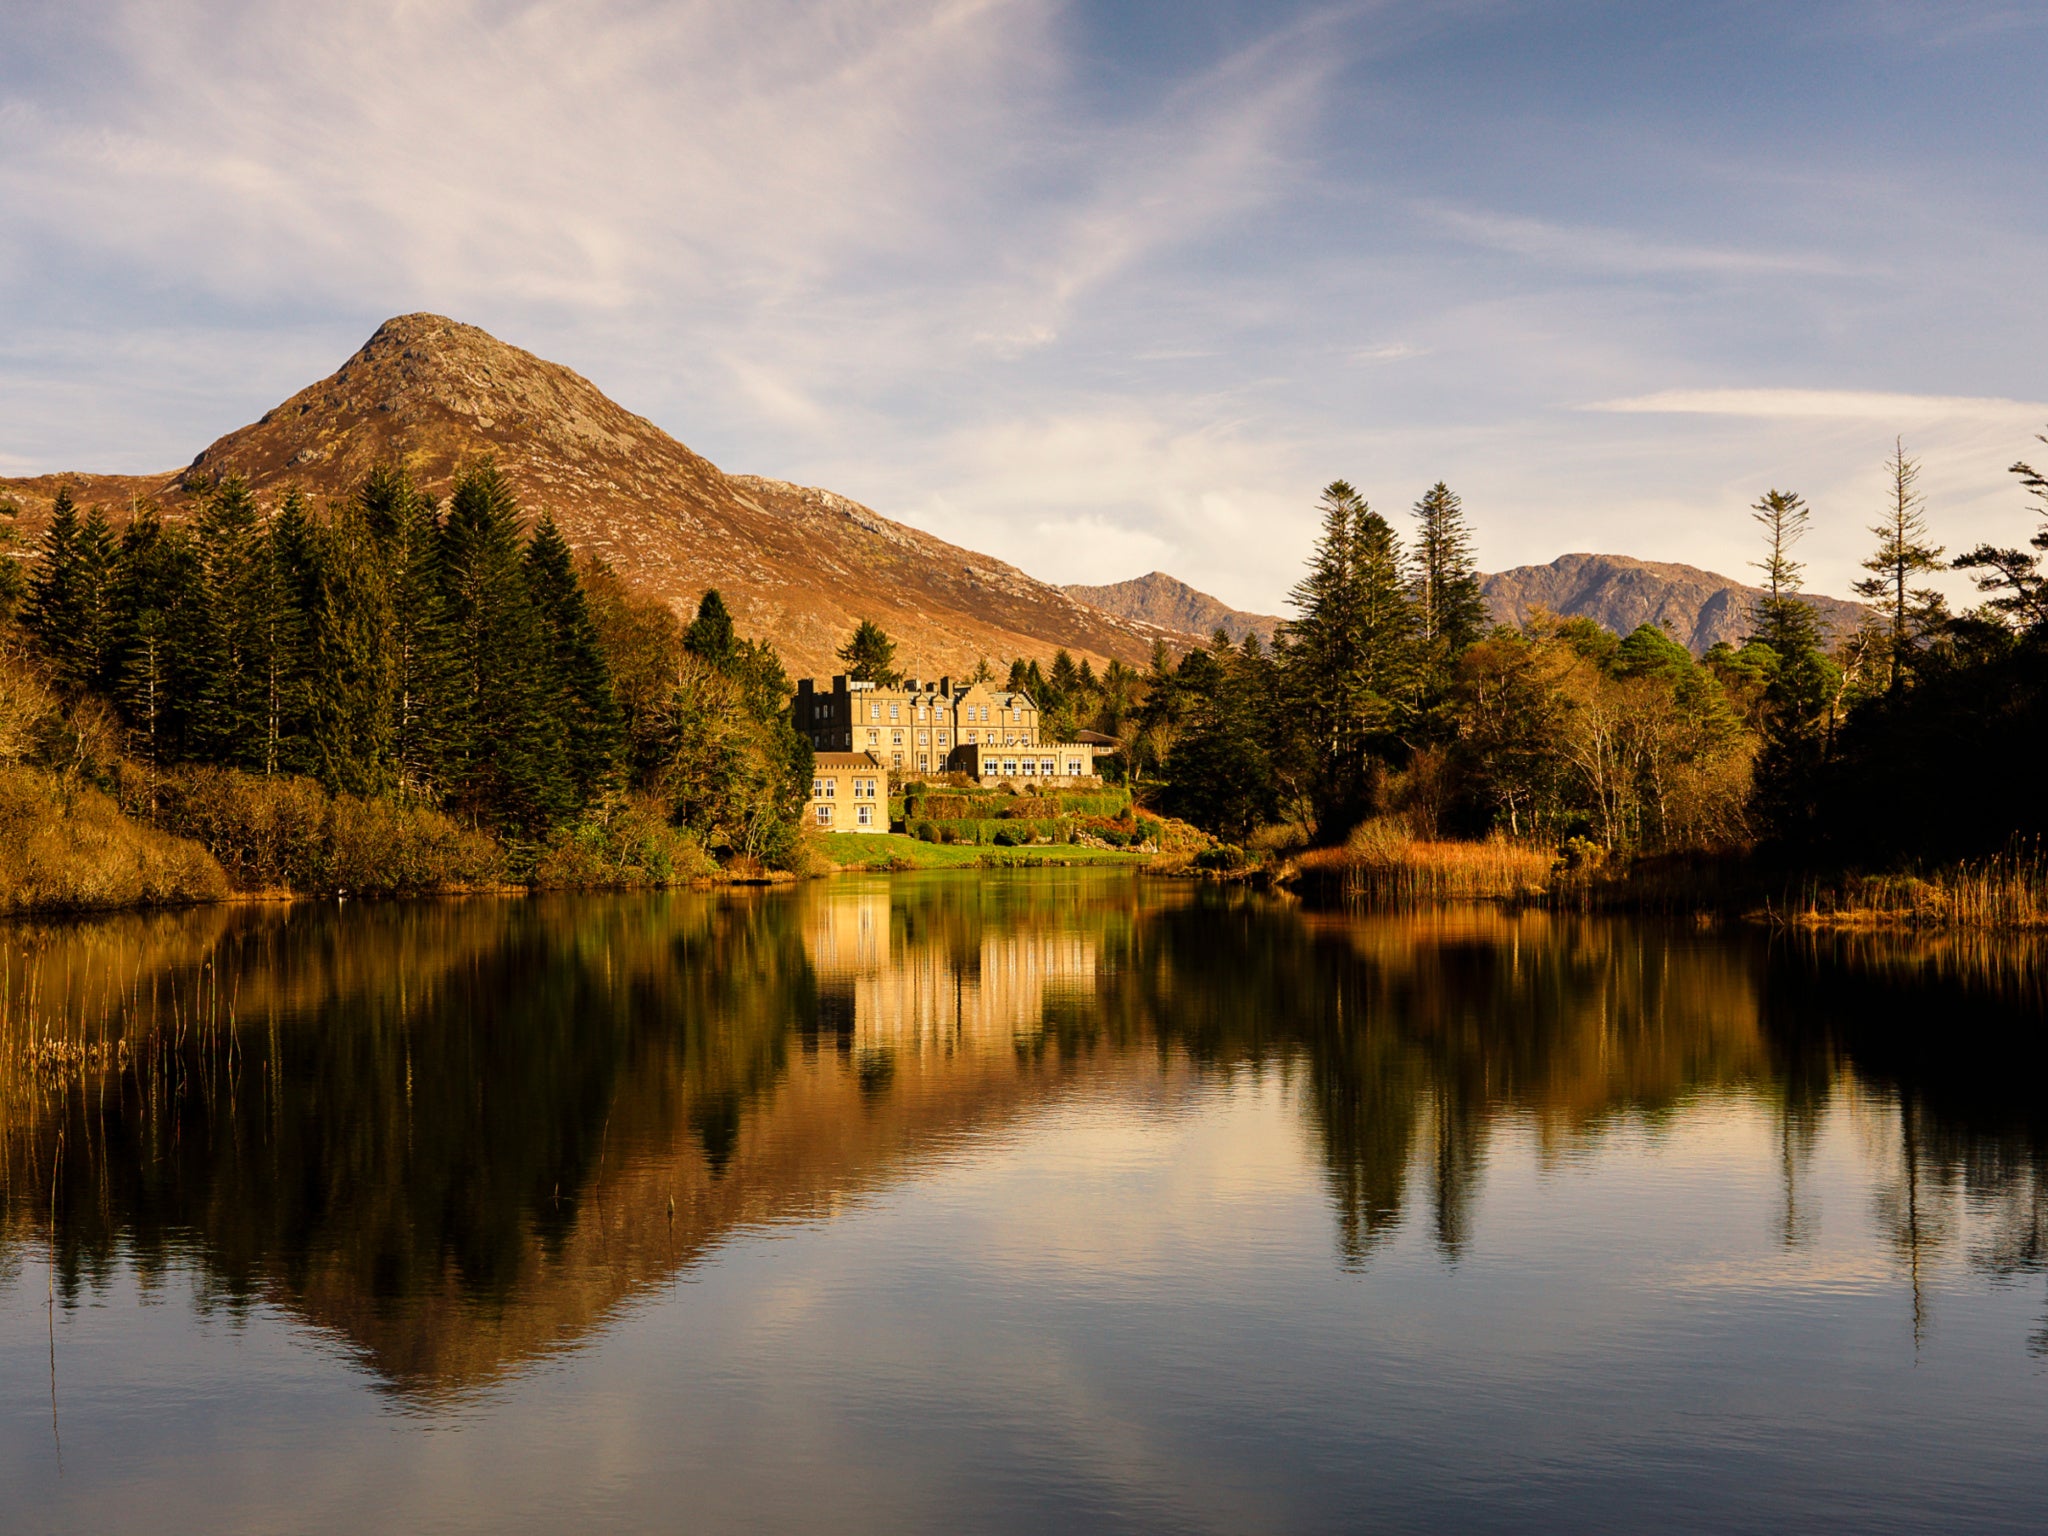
1095, 445, 2048, 868
12, 464, 813, 866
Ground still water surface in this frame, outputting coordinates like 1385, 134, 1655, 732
2, 872, 2045, 1532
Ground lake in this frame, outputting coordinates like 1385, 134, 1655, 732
3, 872, 2045, 1533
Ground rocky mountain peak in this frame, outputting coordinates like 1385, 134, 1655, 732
6, 316, 1172, 677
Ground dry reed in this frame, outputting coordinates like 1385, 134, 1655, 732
1291, 819, 1559, 904
1767, 846, 2048, 933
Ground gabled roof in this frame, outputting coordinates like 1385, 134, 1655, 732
813, 751, 883, 769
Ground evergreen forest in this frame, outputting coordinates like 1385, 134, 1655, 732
1, 463, 812, 899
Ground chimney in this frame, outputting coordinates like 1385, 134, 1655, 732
939, 676, 952, 696
830, 674, 847, 692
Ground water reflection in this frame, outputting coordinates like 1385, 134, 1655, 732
3, 875, 2045, 1402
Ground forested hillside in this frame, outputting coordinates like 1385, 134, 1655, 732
0, 462, 812, 903
0, 314, 1172, 678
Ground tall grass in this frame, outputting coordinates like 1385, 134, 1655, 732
1767, 846, 2048, 932
1291, 819, 1558, 904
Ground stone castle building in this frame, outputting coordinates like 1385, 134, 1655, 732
793, 674, 1100, 784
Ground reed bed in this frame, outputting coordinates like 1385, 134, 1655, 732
1291, 820, 1559, 904
1766, 847, 2048, 933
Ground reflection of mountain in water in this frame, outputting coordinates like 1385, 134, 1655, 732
4, 879, 2045, 1394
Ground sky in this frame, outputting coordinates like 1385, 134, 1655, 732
3, 0, 2045, 615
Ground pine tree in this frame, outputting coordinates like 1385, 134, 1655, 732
107, 503, 204, 786
192, 475, 275, 764
1167, 630, 1276, 840
1850, 440, 1947, 691
265, 489, 322, 775
380, 475, 450, 797
1409, 482, 1488, 656
1284, 481, 1415, 835
684, 589, 739, 667
1744, 489, 1839, 838
25, 486, 116, 693
837, 618, 899, 684
526, 513, 624, 805
306, 499, 397, 795
1954, 436, 2048, 632
439, 461, 563, 834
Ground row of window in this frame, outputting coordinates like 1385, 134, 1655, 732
814, 803, 877, 827
810, 777, 880, 798
830, 702, 1028, 724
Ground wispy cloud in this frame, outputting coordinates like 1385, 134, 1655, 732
1589, 389, 2048, 422
2, 1, 2045, 615
1422, 205, 1852, 278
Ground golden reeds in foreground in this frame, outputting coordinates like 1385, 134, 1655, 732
1292, 820, 1558, 903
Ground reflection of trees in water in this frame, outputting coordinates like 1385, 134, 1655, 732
2, 894, 811, 1321
4, 878, 2046, 1387
1093, 899, 1778, 1265
1764, 931, 2048, 1349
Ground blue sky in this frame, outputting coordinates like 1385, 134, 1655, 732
3, 0, 2044, 613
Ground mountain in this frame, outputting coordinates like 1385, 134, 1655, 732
1062, 572, 1283, 645
1075, 554, 1868, 659
0, 314, 1178, 679
1481, 553, 1866, 654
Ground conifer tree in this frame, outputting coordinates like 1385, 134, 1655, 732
1049, 648, 1079, 702
25, 486, 116, 693
837, 618, 899, 684
379, 475, 450, 797
1851, 440, 1947, 691
1284, 481, 1415, 835
1744, 489, 1839, 837
264, 489, 322, 775
1409, 482, 1488, 656
306, 499, 397, 795
1168, 630, 1277, 840
1954, 436, 2048, 633
684, 589, 739, 667
438, 462, 563, 834
192, 475, 275, 764
107, 503, 203, 783
526, 513, 624, 803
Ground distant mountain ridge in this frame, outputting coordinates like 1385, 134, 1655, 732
1078, 554, 1866, 658
1061, 572, 1283, 645
0, 314, 1174, 678
1480, 553, 1866, 654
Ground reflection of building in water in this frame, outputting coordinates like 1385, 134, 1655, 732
802, 890, 1098, 1051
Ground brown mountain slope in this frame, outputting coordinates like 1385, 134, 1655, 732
0, 314, 1172, 679
1063, 571, 1283, 644
1481, 553, 1866, 654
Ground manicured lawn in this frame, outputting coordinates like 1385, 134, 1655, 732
816, 832, 1153, 870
